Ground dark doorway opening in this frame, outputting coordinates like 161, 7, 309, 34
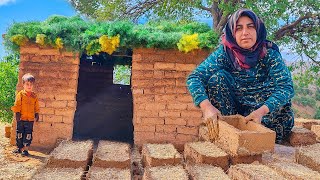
73, 50, 133, 143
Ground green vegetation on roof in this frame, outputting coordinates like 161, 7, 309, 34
4, 15, 219, 55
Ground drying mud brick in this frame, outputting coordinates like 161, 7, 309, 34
46, 140, 93, 169
296, 143, 320, 172
92, 141, 131, 169
4, 125, 11, 138
228, 164, 286, 180
186, 164, 230, 180
217, 115, 275, 156
230, 154, 262, 165
289, 127, 317, 146
4, 125, 11, 133
32, 168, 83, 180
311, 125, 320, 139
184, 142, 229, 171
87, 167, 131, 180
142, 143, 182, 167
268, 162, 320, 180
143, 165, 188, 180
294, 118, 320, 130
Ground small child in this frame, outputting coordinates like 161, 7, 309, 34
11, 73, 39, 156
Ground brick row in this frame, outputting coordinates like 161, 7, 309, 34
134, 131, 198, 146
132, 62, 197, 72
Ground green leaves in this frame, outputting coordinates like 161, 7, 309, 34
0, 54, 19, 123
69, 0, 319, 64
4, 16, 217, 54
113, 65, 131, 85
291, 59, 320, 87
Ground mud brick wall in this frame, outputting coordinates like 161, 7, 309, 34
132, 48, 210, 148
10, 44, 79, 150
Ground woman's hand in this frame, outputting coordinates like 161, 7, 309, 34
245, 105, 269, 124
199, 99, 221, 124
200, 99, 221, 141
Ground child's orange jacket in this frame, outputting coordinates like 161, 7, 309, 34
11, 90, 40, 121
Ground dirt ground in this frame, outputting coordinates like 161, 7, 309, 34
0, 122, 48, 180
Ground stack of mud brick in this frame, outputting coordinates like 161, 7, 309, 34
33, 140, 133, 180
228, 142, 320, 179
32, 140, 93, 179
228, 161, 320, 179
296, 143, 320, 173
141, 143, 188, 180
87, 141, 131, 180
131, 48, 210, 149
141, 143, 230, 180
194, 115, 320, 179
200, 115, 276, 164
289, 118, 320, 146
188, 138, 318, 179
11, 44, 79, 150
254, 143, 320, 179
184, 141, 230, 179
141, 141, 320, 180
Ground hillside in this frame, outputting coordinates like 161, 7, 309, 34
292, 85, 320, 119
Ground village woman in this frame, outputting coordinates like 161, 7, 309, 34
186, 9, 294, 143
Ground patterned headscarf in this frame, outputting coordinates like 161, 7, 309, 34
221, 9, 279, 69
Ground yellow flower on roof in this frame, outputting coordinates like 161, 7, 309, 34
177, 33, 200, 53
36, 34, 46, 46
10, 34, 28, 46
55, 37, 63, 49
99, 35, 120, 55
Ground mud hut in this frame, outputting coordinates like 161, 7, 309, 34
4, 16, 215, 150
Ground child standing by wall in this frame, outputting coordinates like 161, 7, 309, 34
11, 73, 39, 156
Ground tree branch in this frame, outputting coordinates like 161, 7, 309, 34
305, 54, 320, 65
124, 0, 161, 21
198, 4, 211, 12
212, 1, 219, 29
212, 0, 241, 34
274, 13, 316, 40
289, 34, 320, 65
216, 15, 228, 34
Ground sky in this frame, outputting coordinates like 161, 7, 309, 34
0, 0, 300, 61
0, 0, 76, 58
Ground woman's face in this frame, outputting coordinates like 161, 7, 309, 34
235, 16, 257, 49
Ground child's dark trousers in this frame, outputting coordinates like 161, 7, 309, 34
16, 120, 34, 149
